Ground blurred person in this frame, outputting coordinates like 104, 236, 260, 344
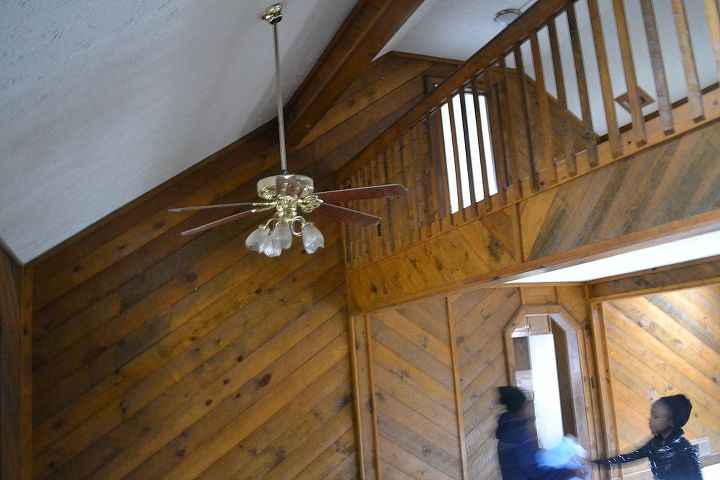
593, 394, 702, 479
496, 386, 581, 479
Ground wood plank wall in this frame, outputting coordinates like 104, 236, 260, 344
347, 118, 720, 312
601, 285, 720, 476
0, 245, 33, 479
27, 53, 457, 480
351, 285, 604, 479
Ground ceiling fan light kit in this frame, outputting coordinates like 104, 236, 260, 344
168, 3, 408, 258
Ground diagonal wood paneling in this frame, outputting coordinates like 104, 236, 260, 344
523, 121, 720, 260
604, 286, 720, 459
453, 287, 520, 480
353, 285, 608, 479
28, 53, 458, 480
370, 297, 462, 480
348, 118, 720, 313
348, 205, 518, 310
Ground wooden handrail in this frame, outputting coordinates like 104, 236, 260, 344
338, 0, 569, 180
340, 0, 720, 270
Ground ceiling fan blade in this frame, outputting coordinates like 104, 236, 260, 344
313, 203, 380, 227
315, 184, 409, 203
180, 207, 270, 236
169, 202, 273, 213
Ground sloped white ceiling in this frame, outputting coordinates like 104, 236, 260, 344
0, 0, 356, 263
4, 0, 714, 263
379, 0, 538, 61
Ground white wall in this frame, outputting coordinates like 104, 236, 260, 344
529, 334, 565, 449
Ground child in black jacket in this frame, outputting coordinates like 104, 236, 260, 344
594, 394, 702, 479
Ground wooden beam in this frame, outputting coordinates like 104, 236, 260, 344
587, 255, 720, 301
284, 0, 425, 145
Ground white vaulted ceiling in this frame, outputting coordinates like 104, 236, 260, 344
3, 0, 714, 263
0, 0, 356, 262
379, 0, 538, 61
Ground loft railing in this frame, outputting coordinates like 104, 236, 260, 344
339, 0, 720, 268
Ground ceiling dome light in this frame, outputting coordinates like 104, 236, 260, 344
494, 8, 521, 26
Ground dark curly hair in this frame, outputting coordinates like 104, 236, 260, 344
657, 394, 692, 428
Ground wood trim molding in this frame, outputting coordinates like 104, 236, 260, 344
587, 255, 720, 301
348, 316, 367, 479
364, 314, 382, 479
445, 295, 469, 480
588, 301, 618, 479
502, 304, 594, 452
0, 248, 33, 480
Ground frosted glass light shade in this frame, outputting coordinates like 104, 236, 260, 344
269, 223, 293, 250
245, 226, 270, 252
302, 223, 324, 254
262, 239, 282, 257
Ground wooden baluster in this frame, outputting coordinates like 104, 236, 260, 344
376, 154, 387, 258
639, 0, 674, 134
496, 56, 522, 204
432, 108, 453, 232
342, 179, 353, 266
672, 0, 704, 121
567, 2, 599, 168
419, 118, 437, 236
530, 30, 557, 187
446, 95, 466, 224
368, 155, 380, 263
428, 110, 449, 233
587, 0, 623, 157
378, 150, 393, 256
409, 125, 426, 239
613, 0, 648, 145
399, 130, 419, 244
458, 86, 480, 217
350, 172, 360, 264
513, 44, 540, 193
547, 18, 578, 177
391, 141, 409, 250
356, 169, 369, 264
705, 0, 720, 85
414, 121, 433, 238
470, 74, 493, 212
499, 56, 522, 200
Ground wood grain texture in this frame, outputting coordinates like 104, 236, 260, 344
28, 54, 456, 480
1, 246, 33, 480
522, 121, 720, 261
370, 296, 462, 480
285, 0, 426, 145
453, 287, 520, 480
348, 206, 518, 311
603, 286, 720, 463
588, 256, 720, 301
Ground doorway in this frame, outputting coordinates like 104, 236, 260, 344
504, 306, 591, 451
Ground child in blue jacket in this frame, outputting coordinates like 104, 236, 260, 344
496, 386, 580, 480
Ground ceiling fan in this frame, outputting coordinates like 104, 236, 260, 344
169, 3, 407, 257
